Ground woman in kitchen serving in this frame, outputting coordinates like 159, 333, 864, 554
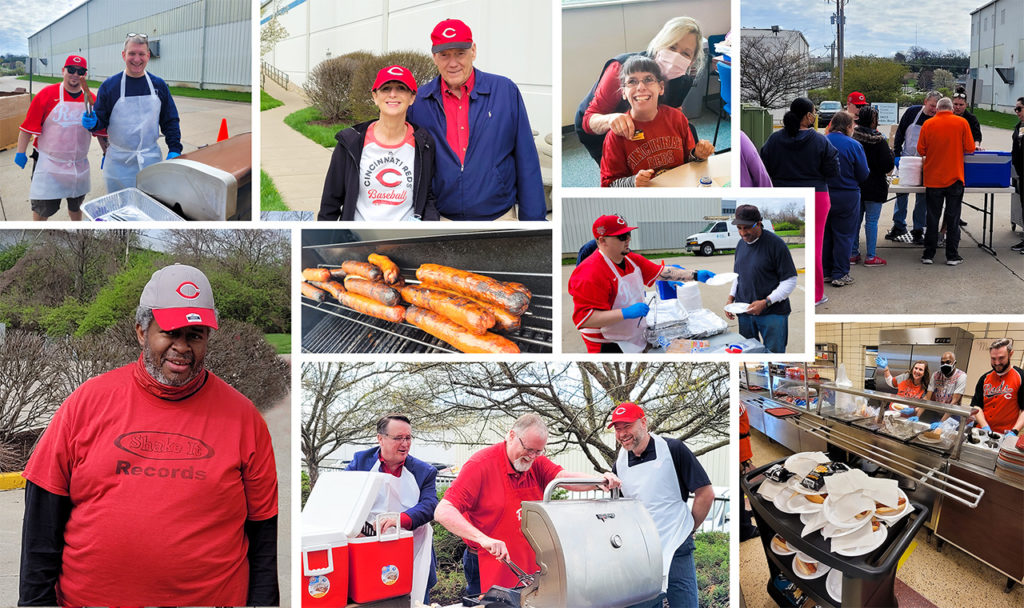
575, 16, 706, 163
876, 356, 930, 414
318, 65, 439, 221
599, 56, 714, 187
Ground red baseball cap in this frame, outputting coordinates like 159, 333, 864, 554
65, 55, 87, 69
847, 91, 867, 106
592, 214, 637, 239
431, 19, 473, 53
608, 402, 646, 428
371, 65, 417, 93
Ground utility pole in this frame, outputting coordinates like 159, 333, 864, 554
830, 0, 849, 94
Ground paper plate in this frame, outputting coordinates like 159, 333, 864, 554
826, 569, 843, 602
873, 488, 912, 523
724, 302, 751, 314
705, 272, 738, 286
773, 489, 802, 514
822, 519, 872, 538
833, 524, 887, 556
769, 534, 797, 556
786, 492, 826, 514
823, 494, 876, 529
792, 553, 831, 580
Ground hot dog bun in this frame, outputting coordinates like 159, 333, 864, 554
793, 556, 818, 577
805, 493, 827, 504
771, 534, 789, 553
923, 429, 942, 440
875, 497, 907, 516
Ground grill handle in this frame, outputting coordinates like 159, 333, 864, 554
542, 477, 621, 501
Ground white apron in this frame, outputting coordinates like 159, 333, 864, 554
616, 433, 694, 592
29, 90, 91, 200
580, 251, 649, 353
903, 112, 924, 157
104, 71, 163, 193
368, 459, 433, 605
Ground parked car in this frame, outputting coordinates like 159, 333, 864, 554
818, 100, 842, 125
684, 218, 776, 256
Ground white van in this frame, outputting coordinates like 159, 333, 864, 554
684, 218, 775, 256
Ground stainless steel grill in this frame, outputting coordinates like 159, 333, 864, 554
301, 229, 553, 354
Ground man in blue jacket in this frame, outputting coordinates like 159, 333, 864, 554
406, 18, 546, 221
346, 414, 438, 603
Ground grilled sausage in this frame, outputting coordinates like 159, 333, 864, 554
406, 306, 520, 354
341, 260, 383, 282
343, 275, 401, 306
301, 282, 327, 302
418, 280, 522, 333
302, 267, 331, 282
329, 268, 346, 279
368, 253, 401, 285
309, 280, 346, 300
415, 264, 531, 315
400, 285, 496, 334
506, 281, 533, 299
335, 291, 406, 323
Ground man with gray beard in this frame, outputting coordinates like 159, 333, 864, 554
19, 264, 279, 607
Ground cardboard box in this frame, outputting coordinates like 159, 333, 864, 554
0, 91, 30, 150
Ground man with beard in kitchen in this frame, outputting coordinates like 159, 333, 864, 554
724, 204, 798, 354
434, 413, 621, 598
969, 338, 1024, 436
569, 214, 714, 353
345, 414, 438, 604
19, 264, 279, 607
900, 351, 968, 429
609, 402, 714, 608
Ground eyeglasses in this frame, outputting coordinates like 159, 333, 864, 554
625, 76, 658, 88
126, 32, 149, 39
65, 66, 86, 75
383, 434, 414, 443
613, 233, 632, 241
517, 436, 545, 457
1015, 107, 1024, 113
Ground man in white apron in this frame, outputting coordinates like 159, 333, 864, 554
82, 34, 181, 193
15, 55, 98, 220
345, 414, 438, 605
886, 90, 940, 243
568, 214, 715, 353
610, 403, 715, 608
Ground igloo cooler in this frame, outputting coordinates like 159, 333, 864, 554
301, 528, 348, 607
347, 523, 415, 603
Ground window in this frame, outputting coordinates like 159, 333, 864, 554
712, 223, 726, 233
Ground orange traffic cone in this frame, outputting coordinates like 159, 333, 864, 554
217, 118, 229, 142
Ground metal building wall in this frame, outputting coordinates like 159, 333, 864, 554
562, 197, 724, 254
28, 0, 250, 90
969, 0, 1023, 110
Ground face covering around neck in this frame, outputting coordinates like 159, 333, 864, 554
133, 352, 208, 401
654, 49, 692, 80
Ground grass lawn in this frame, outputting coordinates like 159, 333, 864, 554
284, 106, 348, 147
264, 333, 291, 354
261, 170, 289, 211
973, 108, 1019, 130
261, 89, 283, 111
19, 75, 250, 102
775, 229, 802, 236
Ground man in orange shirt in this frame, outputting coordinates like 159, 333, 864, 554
916, 96, 975, 265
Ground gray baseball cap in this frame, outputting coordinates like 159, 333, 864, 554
140, 264, 218, 330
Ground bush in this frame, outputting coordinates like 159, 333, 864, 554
773, 221, 803, 232
694, 531, 729, 608
76, 251, 164, 336
0, 243, 28, 272
0, 331, 64, 442
305, 51, 374, 122
301, 470, 311, 508
347, 50, 438, 123
204, 318, 290, 411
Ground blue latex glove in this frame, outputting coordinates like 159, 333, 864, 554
929, 422, 941, 431
894, 156, 901, 168
907, 416, 919, 422
875, 356, 888, 369
166, 151, 180, 160
14, 152, 27, 169
981, 426, 991, 433
665, 280, 684, 289
621, 301, 650, 320
1006, 430, 1018, 438
899, 407, 916, 417
695, 270, 716, 283
81, 111, 97, 130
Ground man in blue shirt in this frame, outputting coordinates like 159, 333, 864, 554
406, 19, 545, 221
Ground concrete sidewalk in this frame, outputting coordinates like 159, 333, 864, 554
259, 78, 333, 213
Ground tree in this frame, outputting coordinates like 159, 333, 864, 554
918, 69, 934, 92
932, 68, 955, 91
835, 57, 906, 103
740, 35, 815, 109
260, 2, 289, 59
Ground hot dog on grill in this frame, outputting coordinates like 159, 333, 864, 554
341, 260, 383, 282
335, 291, 406, 323
400, 284, 496, 334
309, 280, 346, 300
368, 253, 401, 285
302, 267, 331, 282
329, 268, 346, 279
343, 275, 401, 306
301, 282, 327, 301
415, 264, 531, 316
418, 280, 522, 333
406, 306, 520, 354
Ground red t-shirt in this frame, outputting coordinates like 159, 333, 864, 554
971, 366, 1024, 433
20, 82, 104, 141
443, 441, 563, 550
600, 105, 695, 186
23, 364, 278, 607
581, 62, 624, 134
568, 250, 662, 352
441, 70, 475, 164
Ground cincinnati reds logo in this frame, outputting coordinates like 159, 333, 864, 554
616, 217, 626, 225
71, 57, 83, 64
387, 66, 404, 76
376, 168, 402, 188
615, 407, 627, 415
176, 281, 201, 299
442, 27, 457, 38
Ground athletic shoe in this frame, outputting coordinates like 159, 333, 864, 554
830, 278, 846, 287
864, 256, 887, 266
1011, 240, 1024, 252
837, 274, 855, 284
849, 254, 862, 265
885, 227, 908, 240
946, 256, 964, 266
815, 295, 829, 307
894, 232, 914, 243
921, 257, 933, 264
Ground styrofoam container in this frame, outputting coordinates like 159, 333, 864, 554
301, 527, 349, 607
897, 156, 923, 186
348, 528, 414, 603
81, 187, 186, 221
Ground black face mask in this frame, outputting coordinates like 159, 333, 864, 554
941, 364, 954, 376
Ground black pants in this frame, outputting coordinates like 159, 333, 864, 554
924, 181, 964, 260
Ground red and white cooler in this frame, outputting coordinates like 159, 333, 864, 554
347, 514, 414, 603
300, 527, 348, 607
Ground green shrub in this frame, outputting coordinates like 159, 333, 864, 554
301, 471, 311, 508
40, 298, 88, 336
305, 51, 374, 122
76, 251, 164, 336
0, 243, 28, 272
694, 531, 729, 608
347, 50, 438, 123
773, 221, 802, 232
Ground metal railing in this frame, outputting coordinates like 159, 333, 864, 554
261, 61, 289, 90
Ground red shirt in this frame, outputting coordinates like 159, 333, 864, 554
971, 366, 1024, 433
441, 70, 476, 164
23, 364, 278, 607
568, 250, 662, 352
582, 62, 624, 134
917, 110, 975, 188
444, 441, 563, 550
20, 82, 104, 141
600, 105, 695, 187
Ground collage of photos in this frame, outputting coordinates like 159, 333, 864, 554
0, 1, 1019, 608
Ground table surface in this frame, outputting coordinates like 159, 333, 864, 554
889, 184, 1015, 194
649, 330, 766, 354
648, 152, 732, 188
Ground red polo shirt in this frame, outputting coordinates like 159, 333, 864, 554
441, 70, 475, 164
443, 441, 562, 550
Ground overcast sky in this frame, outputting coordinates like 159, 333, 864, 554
0, 1, 83, 55
742, 0, 983, 57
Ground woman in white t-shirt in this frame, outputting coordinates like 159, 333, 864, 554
318, 65, 439, 221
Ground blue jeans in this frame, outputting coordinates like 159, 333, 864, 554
821, 189, 860, 279
892, 192, 926, 231
924, 181, 964, 260
738, 313, 789, 354
852, 200, 884, 258
462, 547, 480, 597
627, 535, 698, 608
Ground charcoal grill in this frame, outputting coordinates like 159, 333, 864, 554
301, 229, 553, 353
